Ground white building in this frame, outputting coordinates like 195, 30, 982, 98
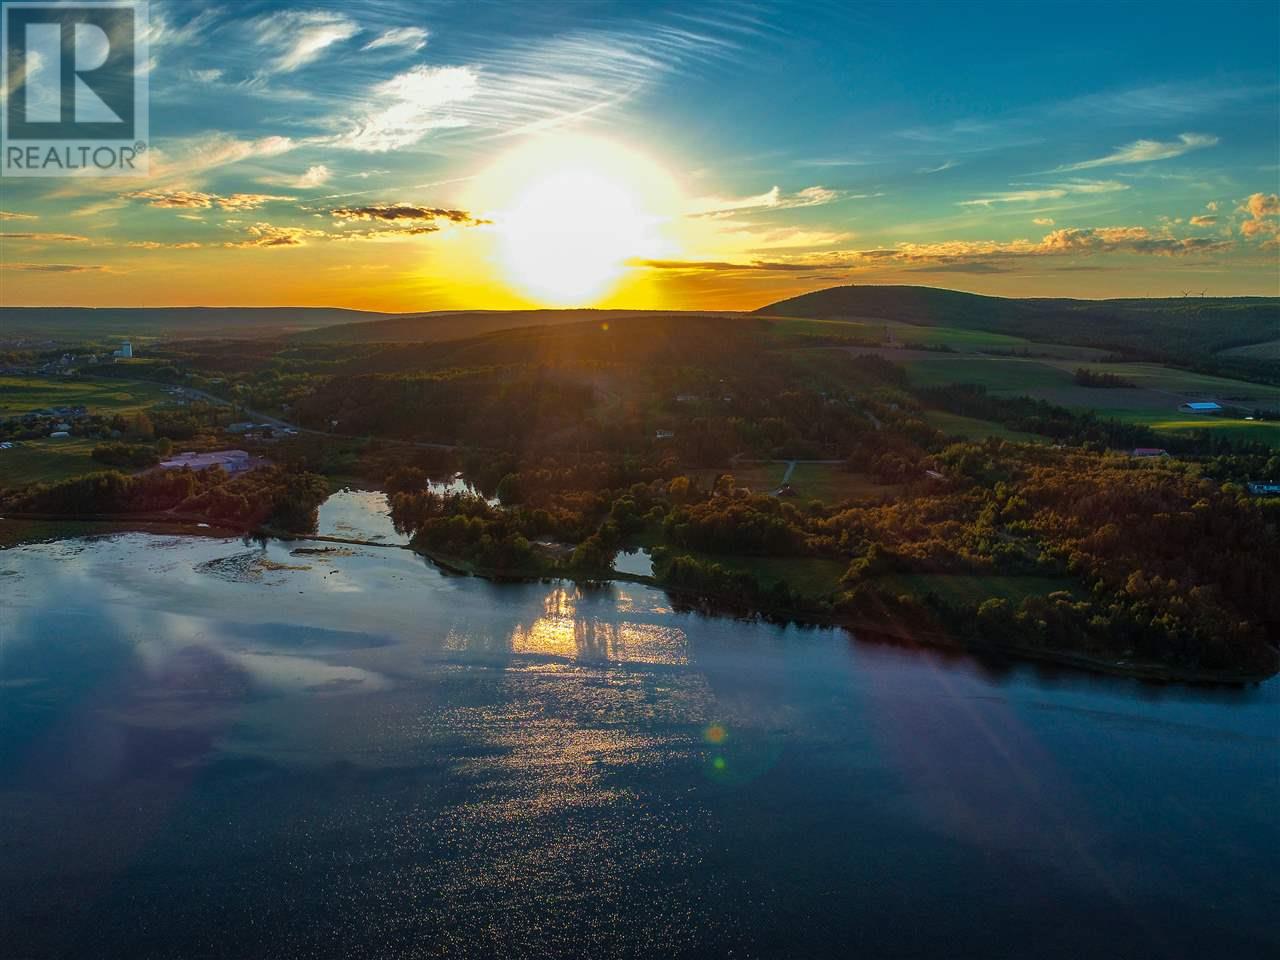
158, 450, 255, 473
113, 340, 133, 359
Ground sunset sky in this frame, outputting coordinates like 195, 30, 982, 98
1, 0, 1277, 311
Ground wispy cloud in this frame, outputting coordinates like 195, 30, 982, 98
0, 211, 38, 221
960, 179, 1129, 206
362, 27, 429, 53
151, 133, 296, 181
450, 24, 741, 139
329, 66, 478, 152
688, 185, 847, 216
1052, 133, 1218, 172
252, 10, 359, 74
1054, 80, 1278, 121
959, 188, 1067, 207
918, 159, 957, 174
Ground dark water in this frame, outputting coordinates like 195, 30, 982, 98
1, 521, 1277, 959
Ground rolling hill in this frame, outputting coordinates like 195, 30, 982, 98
0, 306, 396, 340
756, 285, 1280, 367
286, 309, 743, 345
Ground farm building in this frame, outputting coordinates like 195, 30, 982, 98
158, 450, 256, 474
1131, 448, 1169, 458
1178, 401, 1222, 412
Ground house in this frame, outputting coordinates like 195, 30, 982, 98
1178, 401, 1222, 412
112, 340, 133, 359
158, 450, 255, 473
49, 431, 70, 439
1131, 448, 1169, 458
654, 429, 675, 441
1247, 481, 1280, 497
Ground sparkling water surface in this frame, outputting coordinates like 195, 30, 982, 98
1, 494, 1276, 959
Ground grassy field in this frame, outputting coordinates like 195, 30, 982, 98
0, 375, 172, 417
869, 573, 1083, 606
786, 463, 901, 502
0, 437, 102, 487
769, 316, 1031, 351
1218, 338, 1280, 360
882, 351, 1280, 447
923, 411, 1043, 443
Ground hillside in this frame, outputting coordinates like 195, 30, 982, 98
757, 285, 1280, 370
0, 306, 396, 341
287, 309, 743, 345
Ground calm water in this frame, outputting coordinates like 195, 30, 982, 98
1, 499, 1277, 959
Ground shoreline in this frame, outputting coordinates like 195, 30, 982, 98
3, 514, 1275, 685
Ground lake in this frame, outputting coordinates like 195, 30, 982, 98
1, 495, 1276, 959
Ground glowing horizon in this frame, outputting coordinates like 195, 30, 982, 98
1, 0, 1277, 311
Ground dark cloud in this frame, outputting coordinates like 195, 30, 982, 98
1, 232, 90, 243
330, 204, 487, 225
223, 223, 327, 248
126, 190, 293, 210
0, 262, 108, 272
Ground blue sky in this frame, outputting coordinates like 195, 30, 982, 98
1, 0, 1277, 308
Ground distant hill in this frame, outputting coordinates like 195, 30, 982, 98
287, 309, 743, 345
0, 306, 395, 340
756, 285, 1280, 370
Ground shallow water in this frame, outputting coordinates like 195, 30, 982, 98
611, 546, 654, 577
1, 500, 1277, 959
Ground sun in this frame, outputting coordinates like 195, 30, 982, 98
471, 135, 681, 305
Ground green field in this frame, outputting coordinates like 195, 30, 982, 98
0, 437, 102, 488
769, 315, 1031, 351
0, 376, 172, 417
786, 463, 901, 502
869, 573, 1083, 606
888, 352, 1280, 447
923, 411, 1043, 443
1218, 338, 1280, 360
